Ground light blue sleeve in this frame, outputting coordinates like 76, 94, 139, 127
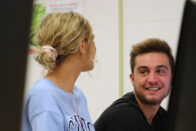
31, 111, 64, 131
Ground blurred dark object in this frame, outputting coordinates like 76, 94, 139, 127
167, 0, 196, 131
0, 0, 32, 131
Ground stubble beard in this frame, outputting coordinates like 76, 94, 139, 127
134, 89, 164, 105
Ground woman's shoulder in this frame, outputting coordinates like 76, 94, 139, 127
27, 79, 59, 97
30, 78, 55, 91
73, 85, 86, 99
25, 79, 60, 110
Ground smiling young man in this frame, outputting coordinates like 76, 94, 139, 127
94, 38, 175, 131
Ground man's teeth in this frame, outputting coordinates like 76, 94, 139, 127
146, 88, 160, 91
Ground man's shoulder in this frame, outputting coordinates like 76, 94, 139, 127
94, 92, 147, 131
157, 106, 168, 121
159, 106, 167, 114
101, 92, 142, 118
110, 92, 137, 108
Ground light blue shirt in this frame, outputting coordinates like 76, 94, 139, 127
22, 79, 95, 131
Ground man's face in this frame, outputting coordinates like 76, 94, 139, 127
130, 52, 172, 105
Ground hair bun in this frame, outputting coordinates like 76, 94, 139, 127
41, 45, 58, 61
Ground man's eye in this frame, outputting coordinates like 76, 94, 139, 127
140, 70, 148, 74
157, 70, 165, 74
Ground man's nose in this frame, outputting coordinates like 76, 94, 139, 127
147, 72, 158, 85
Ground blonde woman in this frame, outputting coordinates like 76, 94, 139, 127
22, 12, 96, 131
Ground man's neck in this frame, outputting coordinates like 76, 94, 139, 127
134, 95, 160, 125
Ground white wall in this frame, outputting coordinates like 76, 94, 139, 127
24, 0, 186, 123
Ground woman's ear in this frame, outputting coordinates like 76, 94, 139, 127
78, 39, 87, 54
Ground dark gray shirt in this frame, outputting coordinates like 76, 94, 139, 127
94, 92, 167, 131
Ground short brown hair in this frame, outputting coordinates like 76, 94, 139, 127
130, 38, 175, 75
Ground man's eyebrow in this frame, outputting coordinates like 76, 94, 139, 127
137, 66, 148, 70
156, 65, 169, 69
137, 65, 169, 70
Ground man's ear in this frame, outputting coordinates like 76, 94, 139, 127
130, 73, 134, 83
78, 39, 87, 54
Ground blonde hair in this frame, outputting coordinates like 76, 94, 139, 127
35, 11, 92, 72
